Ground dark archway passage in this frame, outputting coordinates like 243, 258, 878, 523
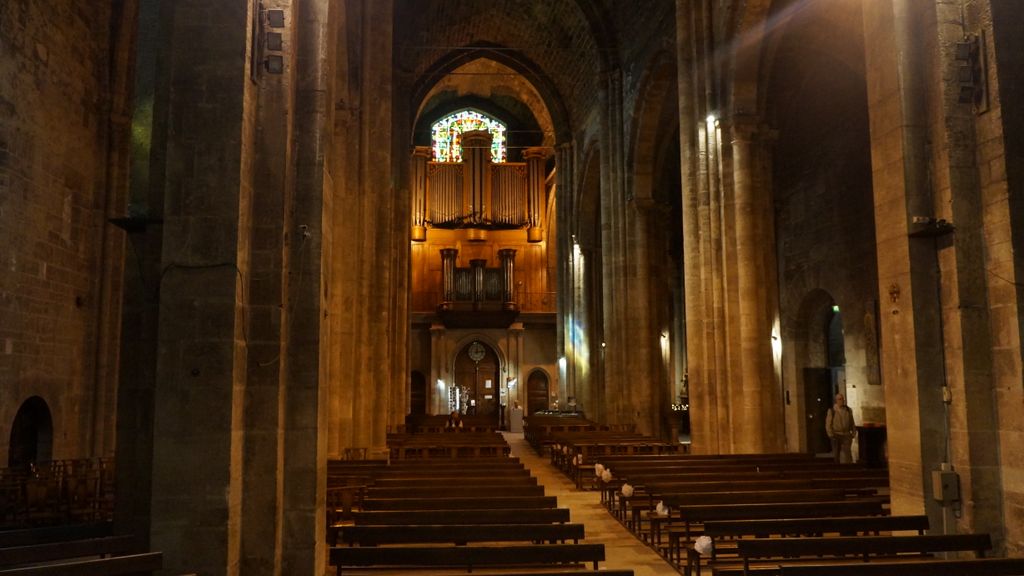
8, 396, 53, 469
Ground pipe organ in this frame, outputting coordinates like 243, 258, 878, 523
411, 132, 547, 240
440, 248, 517, 310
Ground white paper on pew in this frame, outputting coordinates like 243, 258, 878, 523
694, 535, 713, 555
655, 500, 668, 517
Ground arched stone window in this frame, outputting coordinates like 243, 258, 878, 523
432, 109, 507, 163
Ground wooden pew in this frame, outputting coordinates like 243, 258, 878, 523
351, 507, 572, 526
337, 523, 586, 546
626, 488, 864, 535
369, 476, 538, 487
364, 484, 545, 499
686, 516, 929, 576
483, 572, 634, 576
729, 533, 992, 576
0, 536, 137, 567
662, 499, 886, 564
0, 522, 112, 548
482, 572, 634, 576
330, 543, 606, 574
360, 495, 557, 510
372, 468, 533, 479
778, 557, 1024, 576
0, 551, 162, 575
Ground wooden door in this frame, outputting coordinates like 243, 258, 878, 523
803, 367, 833, 455
454, 341, 500, 419
526, 371, 549, 415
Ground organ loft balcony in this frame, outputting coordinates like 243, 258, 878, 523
409, 127, 556, 330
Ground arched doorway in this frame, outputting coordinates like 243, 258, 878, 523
799, 294, 845, 456
8, 396, 53, 469
526, 369, 550, 415
453, 341, 501, 420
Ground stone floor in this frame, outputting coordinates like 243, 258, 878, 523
330, 432, 680, 575
502, 431, 680, 576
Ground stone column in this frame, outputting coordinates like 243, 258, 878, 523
146, 2, 258, 574
624, 198, 663, 437
863, 0, 948, 531
730, 118, 780, 452
598, 68, 630, 426
676, 0, 713, 452
114, 0, 160, 547
330, 0, 397, 459
555, 143, 575, 408
277, 0, 333, 571
240, 0, 296, 573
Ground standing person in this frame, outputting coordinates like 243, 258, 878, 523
825, 393, 857, 463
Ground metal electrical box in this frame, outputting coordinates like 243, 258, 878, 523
932, 469, 960, 503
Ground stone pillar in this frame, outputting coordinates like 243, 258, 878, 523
240, 0, 296, 573
676, 0, 712, 452
555, 142, 577, 407
930, 0, 1005, 545
730, 118, 780, 452
146, 2, 258, 574
330, 0, 397, 458
863, 0, 948, 531
114, 0, 160, 547
598, 68, 630, 426
277, 0, 333, 571
624, 198, 664, 437
524, 147, 547, 242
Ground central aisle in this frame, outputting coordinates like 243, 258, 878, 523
502, 432, 679, 575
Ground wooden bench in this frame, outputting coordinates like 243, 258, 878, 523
350, 507, 572, 526
369, 475, 539, 487
686, 516, 929, 575
329, 543, 606, 574
364, 484, 544, 499
0, 522, 112, 548
627, 488, 863, 532
729, 533, 992, 575
0, 536, 137, 567
480, 571, 634, 576
778, 557, 1024, 576
360, 495, 557, 511
0, 551, 163, 575
374, 466, 529, 477
662, 499, 887, 564
337, 523, 586, 546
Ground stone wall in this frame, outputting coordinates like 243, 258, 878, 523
766, 0, 882, 454
0, 0, 116, 463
